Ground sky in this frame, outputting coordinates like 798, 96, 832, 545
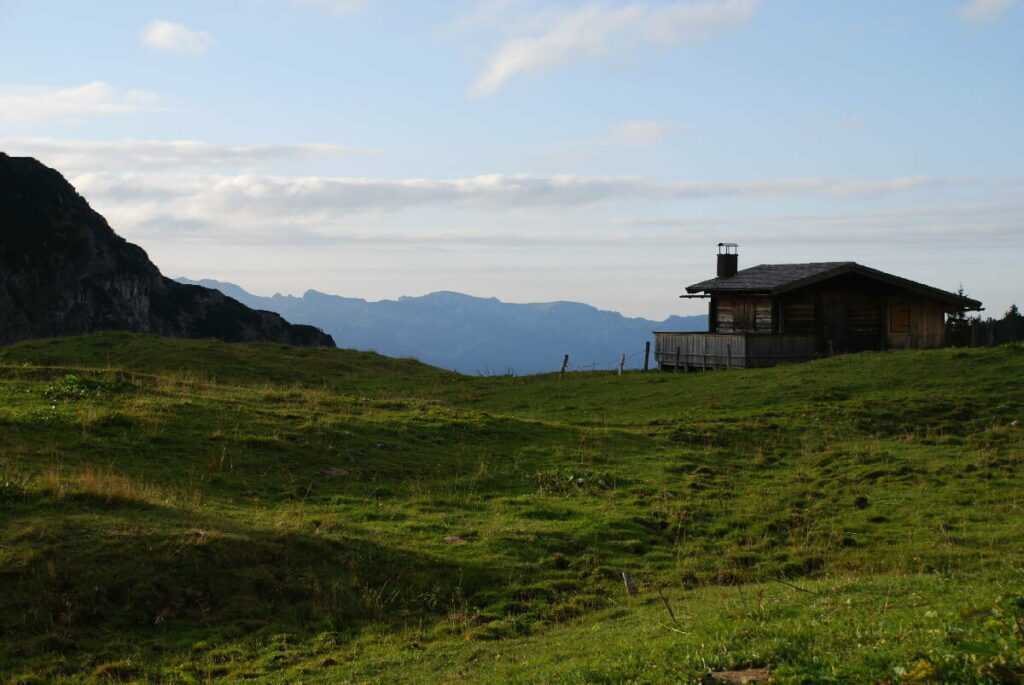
1, 0, 1022, 319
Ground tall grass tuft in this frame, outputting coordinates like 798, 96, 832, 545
39, 466, 172, 506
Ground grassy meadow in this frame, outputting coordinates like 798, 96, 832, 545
0, 332, 1022, 683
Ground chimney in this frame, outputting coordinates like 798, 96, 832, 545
717, 242, 738, 278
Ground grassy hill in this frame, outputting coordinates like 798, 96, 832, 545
1, 333, 1022, 683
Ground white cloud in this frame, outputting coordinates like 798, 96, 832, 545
291, 0, 371, 15
470, 0, 757, 96
0, 138, 369, 172
959, 0, 1022, 22
141, 20, 214, 54
0, 82, 162, 124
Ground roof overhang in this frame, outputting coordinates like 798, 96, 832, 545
686, 262, 983, 311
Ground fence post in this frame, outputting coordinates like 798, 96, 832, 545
617, 353, 626, 376
621, 570, 638, 597
828, 340, 835, 357
726, 343, 732, 370
674, 347, 681, 373
644, 341, 650, 371
559, 354, 569, 379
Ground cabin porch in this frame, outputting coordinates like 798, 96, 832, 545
653, 332, 817, 371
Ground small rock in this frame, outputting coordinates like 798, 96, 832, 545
961, 607, 995, 621
706, 668, 771, 684
1011, 419, 1020, 427
323, 467, 349, 476
443, 535, 468, 545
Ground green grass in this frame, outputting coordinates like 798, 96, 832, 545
1, 333, 1022, 683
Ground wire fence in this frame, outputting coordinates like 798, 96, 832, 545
561, 349, 648, 373
473, 346, 654, 377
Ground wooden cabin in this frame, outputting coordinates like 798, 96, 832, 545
654, 245, 982, 371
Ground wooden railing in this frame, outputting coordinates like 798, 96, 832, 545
653, 332, 817, 370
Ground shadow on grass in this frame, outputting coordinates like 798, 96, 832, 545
0, 494, 503, 661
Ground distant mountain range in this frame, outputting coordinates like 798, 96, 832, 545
175, 279, 707, 375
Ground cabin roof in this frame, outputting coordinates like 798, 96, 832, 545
685, 262, 982, 310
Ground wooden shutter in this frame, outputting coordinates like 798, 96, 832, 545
890, 303, 911, 333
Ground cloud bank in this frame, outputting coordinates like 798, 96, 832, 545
65, 169, 1018, 255
70, 170, 944, 224
50, 168, 961, 251
0, 83, 162, 124
0, 138, 368, 172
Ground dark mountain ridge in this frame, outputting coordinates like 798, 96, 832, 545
0, 153, 333, 347
176, 279, 707, 374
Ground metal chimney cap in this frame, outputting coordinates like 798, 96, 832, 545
718, 242, 738, 254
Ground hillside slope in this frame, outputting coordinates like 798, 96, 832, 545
176, 278, 707, 374
0, 335, 1021, 683
0, 154, 333, 347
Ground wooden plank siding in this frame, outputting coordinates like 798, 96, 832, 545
777, 273, 886, 354
780, 297, 816, 335
746, 335, 818, 366
771, 277, 948, 353
755, 299, 773, 332
713, 296, 773, 334
846, 292, 882, 351
887, 294, 946, 348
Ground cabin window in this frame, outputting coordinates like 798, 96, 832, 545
735, 300, 755, 331
890, 303, 911, 333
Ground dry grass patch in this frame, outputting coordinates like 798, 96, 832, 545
39, 466, 180, 506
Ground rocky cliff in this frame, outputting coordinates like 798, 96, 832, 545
0, 153, 334, 347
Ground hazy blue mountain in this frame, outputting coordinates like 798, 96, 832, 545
175, 278, 707, 374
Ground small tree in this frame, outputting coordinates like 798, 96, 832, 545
944, 285, 975, 347
995, 304, 1024, 344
